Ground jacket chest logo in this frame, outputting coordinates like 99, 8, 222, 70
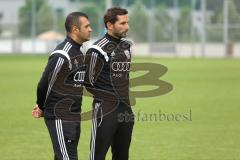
74, 59, 79, 68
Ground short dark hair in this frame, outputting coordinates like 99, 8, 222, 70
65, 12, 88, 33
104, 7, 128, 29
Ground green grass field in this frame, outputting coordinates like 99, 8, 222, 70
0, 55, 239, 160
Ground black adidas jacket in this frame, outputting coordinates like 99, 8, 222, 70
84, 33, 132, 105
36, 36, 85, 119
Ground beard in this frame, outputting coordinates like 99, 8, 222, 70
113, 30, 128, 39
120, 32, 127, 38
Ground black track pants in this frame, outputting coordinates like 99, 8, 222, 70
89, 101, 134, 160
44, 118, 81, 160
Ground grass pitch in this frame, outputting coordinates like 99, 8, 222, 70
0, 55, 239, 160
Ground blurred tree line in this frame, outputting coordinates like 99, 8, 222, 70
18, 0, 65, 37
208, 0, 240, 42
18, 0, 240, 42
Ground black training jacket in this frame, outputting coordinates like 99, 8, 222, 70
36, 36, 85, 119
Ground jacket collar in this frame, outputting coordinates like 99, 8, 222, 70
105, 33, 121, 43
66, 35, 82, 48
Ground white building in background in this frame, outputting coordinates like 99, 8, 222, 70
0, 0, 25, 26
0, 0, 90, 53
0, 0, 83, 37
0, 0, 82, 25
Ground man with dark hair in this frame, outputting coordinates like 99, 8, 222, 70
84, 7, 134, 160
32, 12, 92, 160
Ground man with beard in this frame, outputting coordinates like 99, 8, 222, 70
84, 7, 134, 160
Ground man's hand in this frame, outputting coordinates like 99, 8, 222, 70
32, 105, 43, 118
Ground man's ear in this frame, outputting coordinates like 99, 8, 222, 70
107, 22, 113, 30
72, 26, 79, 33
